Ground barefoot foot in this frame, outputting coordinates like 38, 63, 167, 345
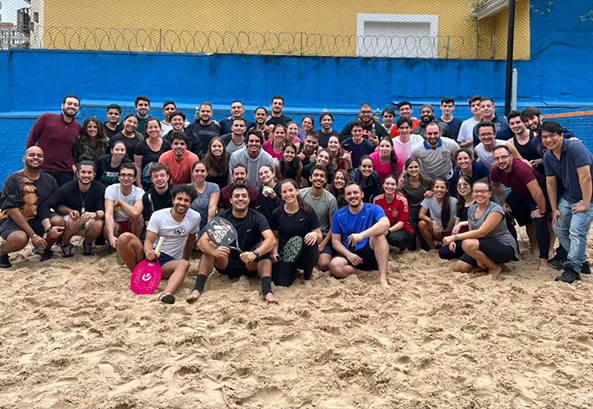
490, 265, 503, 280
186, 290, 202, 303
265, 293, 278, 303
380, 279, 390, 288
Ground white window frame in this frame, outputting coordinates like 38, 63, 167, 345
356, 13, 439, 58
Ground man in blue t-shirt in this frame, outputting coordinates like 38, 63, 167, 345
330, 182, 391, 287
542, 121, 593, 284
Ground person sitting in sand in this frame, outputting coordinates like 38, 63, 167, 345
104, 162, 144, 249
443, 181, 519, 280
117, 184, 201, 304
187, 184, 277, 303
417, 178, 457, 250
0, 146, 65, 267
46, 160, 106, 257
329, 182, 390, 287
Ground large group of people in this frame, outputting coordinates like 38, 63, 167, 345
1, 94, 591, 304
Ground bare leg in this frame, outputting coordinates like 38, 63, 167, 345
0, 231, 28, 255
129, 215, 144, 239
453, 260, 474, 273
370, 235, 390, 287
116, 233, 143, 271
62, 218, 80, 246
161, 259, 190, 295
187, 252, 219, 302
462, 239, 501, 280
418, 220, 436, 250
317, 253, 332, 272
329, 257, 359, 278
84, 220, 104, 244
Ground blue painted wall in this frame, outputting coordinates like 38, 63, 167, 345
0, 0, 592, 183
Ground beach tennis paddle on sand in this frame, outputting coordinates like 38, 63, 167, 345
279, 236, 303, 263
130, 236, 165, 295
206, 217, 242, 255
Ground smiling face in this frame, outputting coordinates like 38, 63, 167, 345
382, 176, 397, 195
321, 115, 333, 130
210, 140, 224, 158
493, 148, 513, 171
359, 106, 373, 123
258, 166, 274, 185
382, 112, 395, 127
440, 102, 455, 117
398, 122, 411, 138
541, 130, 562, 151
151, 169, 169, 189
107, 108, 121, 125
456, 178, 471, 197
456, 151, 471, 170
333, 172, 346, 190
247, 134, 262, 155
479, 100, 494, 118
111, 142, 126, 160
173, 192, 192, 215
399, 104, 412, 118
271, 98, 284, 115
327, 136, 340, 153
172, 139, 187, 156
283, 146, 296, 162
230, 187, 250, 211
136, 99, 150, 117
171, 115, 185, 131
310, 168, 327, 189
273, 127, 286, 143
280, 182, 298, 205
472, 182, 492, 204
123, 116, 138, 133
508, 116, 526, 134
433, 180, 447, 198
351, 126, 363, 142
231, 102, 245, 118
118, 168, 135, 187
232, 120, 246, 137
62, 97, 80, 118
146, 120, 161, 138
425, 124, 441, 146
304, 135, 318, 154
86, 120, 99, 138
255, 108, 267, 124
360, 158, 374, 177
420, 107, 434, 122
301, 117, 314, 131
470, 99, 481, 116
200, 105, 213, 122
345, 184, 363, 207
287, 123, 299, 139
524, 115, 541, 131
77, 164, 95, 185
478, 125, 496, 145
316, 150, 330, 166
379, 139, 392, 157
405, 160, 420, 177
232, 166, 247, 184
192, 163, 207, 183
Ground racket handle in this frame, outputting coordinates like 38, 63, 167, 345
155, 236, 165, 253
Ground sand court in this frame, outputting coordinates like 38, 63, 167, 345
1, 235, 593, 409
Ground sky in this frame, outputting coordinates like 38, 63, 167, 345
1, 0, 29, 24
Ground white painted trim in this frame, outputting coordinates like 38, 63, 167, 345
356, 13, 439, 58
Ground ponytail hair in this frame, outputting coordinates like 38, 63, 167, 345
278, 179, 310, 212
434, 177, 452, 231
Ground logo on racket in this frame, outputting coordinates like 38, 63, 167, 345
210, 224, 233, 242
141, 273, 152, 282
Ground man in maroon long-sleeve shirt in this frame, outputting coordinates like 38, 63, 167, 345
26, 95, 82, 186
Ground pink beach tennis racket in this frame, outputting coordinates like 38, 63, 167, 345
130, 236, 165, 295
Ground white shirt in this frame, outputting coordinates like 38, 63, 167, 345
475, 140, 506, 171
147, 208, 201, 259
458, 117, 480, 149
105, 184, 145, 222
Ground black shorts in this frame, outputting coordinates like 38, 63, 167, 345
506, 192, 549, 227
337, 242, 378, 271
0, 212, 57, 240
215, 252, 272, 279
459, 238, 518, 267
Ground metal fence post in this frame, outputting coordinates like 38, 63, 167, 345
445, 35, 450, 58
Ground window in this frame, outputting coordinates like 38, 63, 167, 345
33, 12, 39, 23
356, 14, 439, 58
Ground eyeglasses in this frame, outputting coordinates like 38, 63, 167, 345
119, 174, 135, 179
473, 189, 490, 195
479, 132, 495, 137
493, 154, 511, 162
541, 133, 558, 140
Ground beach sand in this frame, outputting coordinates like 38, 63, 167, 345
1, 235, 593, 409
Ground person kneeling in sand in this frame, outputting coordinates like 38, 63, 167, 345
329, 182, 391, 287
117, 184, 201, 304
442, 181, 519, 280
187, 184, 277, 303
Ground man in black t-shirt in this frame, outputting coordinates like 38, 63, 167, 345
340, 103, 388, 145
47, 160, 106, 257
142, 163, 173, 226
266, 95, 292, 127
187, 184, 277, 304
188, 102, 221, 157
220, 101, 255, 135
0, 147, 65, 267
297, 132, 320, 168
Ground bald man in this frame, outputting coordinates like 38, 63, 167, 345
0, 147, 65, 267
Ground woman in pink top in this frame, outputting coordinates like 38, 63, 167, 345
370, 137, 402, 182
262, 124, 287, 160
392, 117, 424, 164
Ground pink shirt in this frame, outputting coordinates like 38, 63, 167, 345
262, 141, 283, 160
370, 151, 403, 182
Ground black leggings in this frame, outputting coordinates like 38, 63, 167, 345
459, 238, 517, 267
272, 243, 319, 287
439, 240, 464, 260
386, 230, 413, 251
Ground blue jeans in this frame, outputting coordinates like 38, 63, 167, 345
553, 199, 593, 273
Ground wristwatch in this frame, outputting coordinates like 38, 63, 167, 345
253, 249, 260, 258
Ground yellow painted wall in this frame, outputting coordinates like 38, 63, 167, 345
42, 0, 529, 59
478, 0, 530, 60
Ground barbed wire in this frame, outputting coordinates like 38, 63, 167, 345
1, 26, 497, 59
